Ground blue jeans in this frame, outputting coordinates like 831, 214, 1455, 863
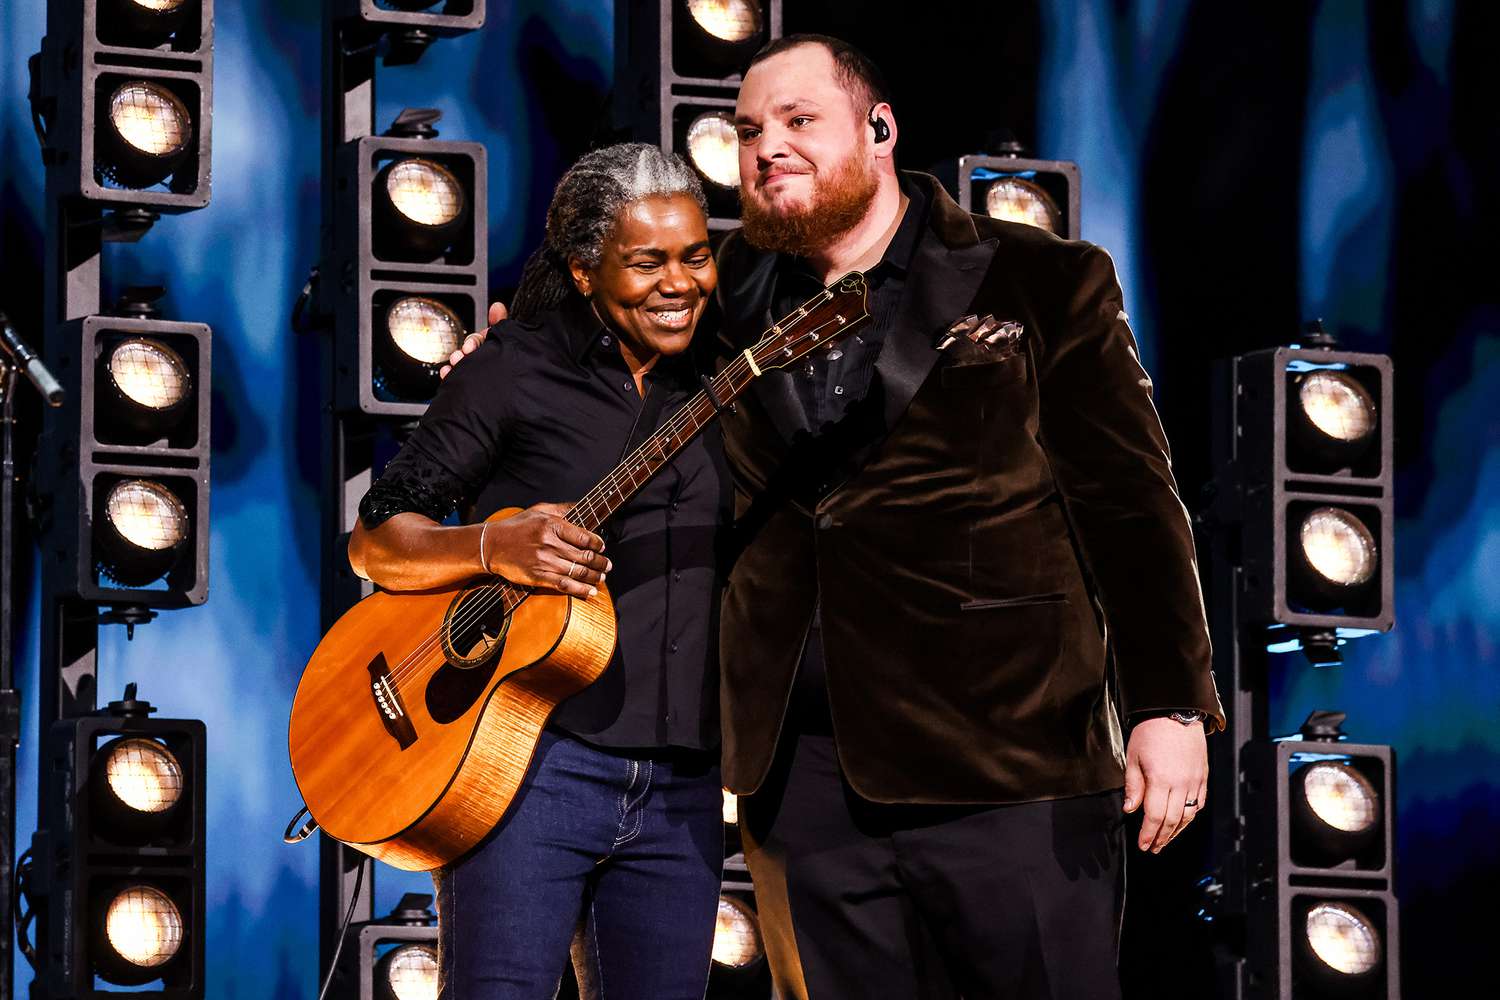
434, 730, 723, 1000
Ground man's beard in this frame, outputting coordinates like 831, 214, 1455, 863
740, 152, 879, 257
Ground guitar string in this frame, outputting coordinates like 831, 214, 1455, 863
379, 351, 757, 692
381, 302, 854, 692
381, 303, 852, 692
378, 298, 850, 694
378, 351, 758, 693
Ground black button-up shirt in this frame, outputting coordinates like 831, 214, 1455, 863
768, 177, 931, 728
772, 176, 929, 432
359, 294, 730, 750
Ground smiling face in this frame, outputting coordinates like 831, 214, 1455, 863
570, 193, 716, 364
734, 43, 880, 253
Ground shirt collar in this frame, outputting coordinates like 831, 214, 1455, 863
558, 292, 609, 365
557, 293, 698, 388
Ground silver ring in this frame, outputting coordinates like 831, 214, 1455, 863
1184, 798, 1199, 808
567, 560, 578, 579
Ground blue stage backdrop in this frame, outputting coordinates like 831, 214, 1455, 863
2, 1, 1496, 996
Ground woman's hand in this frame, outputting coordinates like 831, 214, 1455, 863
481, 502, 611, 598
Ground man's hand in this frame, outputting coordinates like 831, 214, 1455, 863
440, 301, 507, 378
1122, 717, 1208, 853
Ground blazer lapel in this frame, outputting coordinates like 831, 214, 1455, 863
874, 219, 999, 433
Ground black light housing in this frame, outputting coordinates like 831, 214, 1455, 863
30, 689, 206, 996
35, 1, 213, 212
943, 148, 1081, 240
614, 0, 783, 230
36, 306, 211, 608
1239, 720, 1399, 999
330, 117, 486, 416
672, 0, 770, 79
1210, 342, 1394, 639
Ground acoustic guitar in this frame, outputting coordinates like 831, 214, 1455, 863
288, 273, 870, 871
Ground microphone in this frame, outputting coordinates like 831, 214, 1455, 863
0, 311, 65, 406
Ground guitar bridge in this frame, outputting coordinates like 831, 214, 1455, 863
367, 652, 418, 750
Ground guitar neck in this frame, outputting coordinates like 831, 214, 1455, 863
566, 361, 756, 534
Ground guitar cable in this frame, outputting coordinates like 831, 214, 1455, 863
314, 858, 366, 1000
284, 803, 363, 1000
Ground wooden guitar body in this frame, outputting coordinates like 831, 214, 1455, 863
287, 507, 617, 872
287, 273, 871, 874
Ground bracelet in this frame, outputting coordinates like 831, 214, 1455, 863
478, 521, 492, 573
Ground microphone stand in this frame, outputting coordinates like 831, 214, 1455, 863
0, 310, 62, 1000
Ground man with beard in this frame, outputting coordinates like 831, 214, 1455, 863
711, 35, 1224, 1000
447, 34, 1222, 1000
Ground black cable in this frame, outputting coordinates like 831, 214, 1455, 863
314, 858, 366, 1000
13, 848, 34, 969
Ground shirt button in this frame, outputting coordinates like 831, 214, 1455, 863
816, 513, 833, 530
670, 641, 679, 653
622, 380, 632, 391
601, 334, 612, 346
834, 385, 845, 395
673, 570, 682, 582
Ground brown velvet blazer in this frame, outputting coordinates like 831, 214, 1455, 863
713, 173, 1225, 804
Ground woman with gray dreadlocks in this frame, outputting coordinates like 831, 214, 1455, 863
348, 143, 728, 999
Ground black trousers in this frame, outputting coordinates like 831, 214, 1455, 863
740, 720, 1126, 1000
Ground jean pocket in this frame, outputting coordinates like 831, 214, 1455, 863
958, 592, 1069, 611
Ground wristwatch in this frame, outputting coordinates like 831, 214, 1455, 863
1167, 710, 1206, 727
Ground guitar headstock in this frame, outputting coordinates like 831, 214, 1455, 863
746, 271, 871, 374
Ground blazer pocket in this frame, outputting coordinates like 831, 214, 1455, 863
959, 592, 1069, 612
940, 355, 1026, 389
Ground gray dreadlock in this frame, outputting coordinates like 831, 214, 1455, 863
510, 143, 709, 322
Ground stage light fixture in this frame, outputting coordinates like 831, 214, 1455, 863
381, 1, 446, 10
984, 176, 1061, 234
614, 1, 781, 228
95, 735, 184, 816
29, 693, 205, 995
1210, 343, 1393, 635
1298, 507, 1377, 588
98, 335, 194, 439
1299, 761, 1378, 834
1302, 901, 1382, 978
1234, 724, 1397, 997
712, 894, 763, 969
686, 111, 740, 189
1298, 371, 1376, 446
96, 79, 195, 189
949, 153, 1080, 239
387, 296, 463, 366
94, 477, 191, 587
96, 884, 186, 980
331, 118, 486, 416
374, 943, 440, 1000
687, 0, 763, 42
374, 156, 470, 262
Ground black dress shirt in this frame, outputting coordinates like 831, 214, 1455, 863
358, 294, 730, 750
767, 177, 931, 728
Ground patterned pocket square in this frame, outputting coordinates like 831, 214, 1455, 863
935, 314, 1026, 357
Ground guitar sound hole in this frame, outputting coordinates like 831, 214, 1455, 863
441, 586, 511, 670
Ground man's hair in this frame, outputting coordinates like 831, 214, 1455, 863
510, 143, 707, 321
745, 34, 890, 113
